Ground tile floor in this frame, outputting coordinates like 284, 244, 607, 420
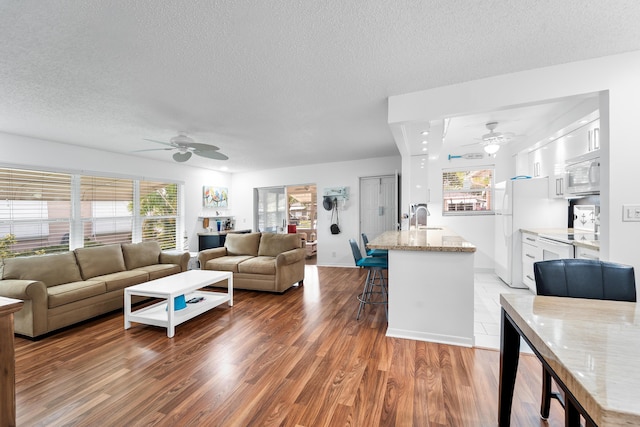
474, 272, 533, 351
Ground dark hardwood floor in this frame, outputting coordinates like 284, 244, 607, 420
14, 266, 563, 426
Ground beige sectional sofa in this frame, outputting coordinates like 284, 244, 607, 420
198, 232, 305, 293
0, 241, 189, 338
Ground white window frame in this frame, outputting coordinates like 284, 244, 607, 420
442, 167, 495, 216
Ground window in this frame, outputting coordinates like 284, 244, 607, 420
255, 187, 287, 233
0, 168, 71, 256
139, 180, 179, 250
0, 166, 182, 259
81, 176, 134, 246
442, 168, 494, 215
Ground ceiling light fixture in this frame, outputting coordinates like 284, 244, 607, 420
422, 147, 427, 152
421, 130, 429, 136
422, 140, 428, 144
484, 143, 500, 155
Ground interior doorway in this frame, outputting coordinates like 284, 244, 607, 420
286, 184, 317, 263
254, 184, 317, 263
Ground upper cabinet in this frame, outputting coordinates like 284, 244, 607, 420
563, 119, 600, 161
527, 115, 599, 182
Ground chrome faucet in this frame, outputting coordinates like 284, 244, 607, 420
412, 204, 430, 229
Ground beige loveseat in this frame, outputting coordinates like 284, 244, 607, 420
198, 232, 305, 293
0, 241, 189, 338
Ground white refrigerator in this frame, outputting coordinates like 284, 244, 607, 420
494, 177, 567, 288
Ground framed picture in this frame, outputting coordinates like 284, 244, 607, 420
203, 186, 228, 208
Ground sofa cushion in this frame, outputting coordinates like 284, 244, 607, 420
121, 241, 161, 270
237, 256, 276, 275
47, 280, 107, 308
74, 244, 126, 280
91, 270, 149, 292
225, 233, 261, 256
2, 252, 83, 287
132, 264, 181, 281
258, 233, 301, 257
204, 255, 254, 273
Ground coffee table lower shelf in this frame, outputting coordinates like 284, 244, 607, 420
126, 290, 229, 336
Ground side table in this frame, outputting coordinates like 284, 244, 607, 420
1, 296, 23, 427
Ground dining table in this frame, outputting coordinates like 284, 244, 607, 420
499, 293, 640, 426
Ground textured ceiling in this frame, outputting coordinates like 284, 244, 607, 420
1, 1, 640, 172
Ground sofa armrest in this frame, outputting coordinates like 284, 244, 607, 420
276, 248, 306, 266
0, 279, 47, 302
0, 279, 48, 337
160, 251, 190, 272
198, 248, 228, 267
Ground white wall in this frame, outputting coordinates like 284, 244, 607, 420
0, 132, 231, 252
389, 50, 640, 274
231, 156, 401, 267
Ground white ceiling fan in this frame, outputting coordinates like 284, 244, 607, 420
134, 132, 229, 162
464, 121, 515, 155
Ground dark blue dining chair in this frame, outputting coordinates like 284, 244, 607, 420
349, 238, 388, 320
533, 259, 636, 423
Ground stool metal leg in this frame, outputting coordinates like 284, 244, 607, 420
356, 267, 388, 320
356, 269, 372, 320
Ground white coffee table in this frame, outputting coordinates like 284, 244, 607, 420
124, 270, 233, 338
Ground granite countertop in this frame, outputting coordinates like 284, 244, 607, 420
572, 240, 599, 250
521, 228, 599, 251
501, 293, 640, 426
197, 229, 252, 236
367, 227, 476, 252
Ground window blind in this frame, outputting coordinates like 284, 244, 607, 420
0, 167, 182, 257
0, 168, 72, 257
139, 180, 178, 250
80, 175, 133, 246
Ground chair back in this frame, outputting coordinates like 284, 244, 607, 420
349, 239, 363, 265
361, 233, 370, 246
534, 259, 636, 302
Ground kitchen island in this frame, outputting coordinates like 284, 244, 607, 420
368, 227, 476, 347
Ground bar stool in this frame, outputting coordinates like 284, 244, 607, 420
361, 233, 388, 257
349, 239, 388, 320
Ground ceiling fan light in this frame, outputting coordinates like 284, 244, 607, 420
484, 143, 500, 155
173, 151, 193, 162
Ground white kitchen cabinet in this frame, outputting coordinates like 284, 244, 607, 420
528, 117, 600, 180
521, 232, 541, 292
575, 245, 599, 260
564, 119, 600, 160
549, 172, 567, 198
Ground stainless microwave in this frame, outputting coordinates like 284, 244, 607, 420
566, 152, 600, 196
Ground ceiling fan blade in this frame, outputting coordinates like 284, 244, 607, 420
173, 152, 192, 162
143, 139, 174, 147
194, 150, 229, 160
186, 142, 221, 151
132, 148, 173, 153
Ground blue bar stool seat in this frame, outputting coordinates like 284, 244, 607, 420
361, 233, 388, 257
349, 238, 388, 320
